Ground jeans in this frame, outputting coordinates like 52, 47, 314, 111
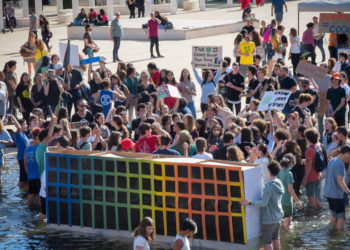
328, 46, 338, 60
150, 36, 160, 56
290, 53, 300, 76
7, 95, 16, 118
187, 102, 196, 119
227, 102, 241, 116
113, 37, 121, 61
138, 6, 145, 17
200, 103, 208, 114
314, 38, 326, 62
128, 6, 136, 18
318, 114, 325, 139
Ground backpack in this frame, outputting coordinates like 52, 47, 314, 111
76, 141, 88, 150
312, 145, 328, 172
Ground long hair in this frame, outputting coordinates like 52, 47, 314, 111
107, 131, 122, 151
179, 68, 191, 82
132, 217, 155, 242
39, 15, 48, 27
183, 114, 196, 133
3, 60, 16, 74
19, 72, 33, 91
175, 130, 194, 155
282, 141, 302, 166
227, 146, 245, 161
252, 31, 262, 46
35, 39, 45, 52
112, 115, 129, 138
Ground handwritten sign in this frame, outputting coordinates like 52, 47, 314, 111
192, 46, 222, 69
319, 13, 350, 34
157, 84, 182, 99
296, 61, 327, 81
69, 121, 89, 130
258, 90, 292, 111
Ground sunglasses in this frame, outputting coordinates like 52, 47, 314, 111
80, 104, 88, 107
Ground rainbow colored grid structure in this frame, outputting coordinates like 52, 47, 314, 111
46, 151, 262, 245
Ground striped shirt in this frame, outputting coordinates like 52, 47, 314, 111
302, 29, 315, 46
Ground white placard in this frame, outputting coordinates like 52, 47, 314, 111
157, 84, 182, 99
192, 46, 222, 69
59, 42, 80, 67
258, 90, 292, 111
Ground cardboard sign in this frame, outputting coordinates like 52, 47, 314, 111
258, 90, 292, 111
192, 46, 222, 69
296, 61, 327, 81
319, 13, 350, 34
59, 42, 80, 66
69, 121, 89, 130
157, 84, 182, 99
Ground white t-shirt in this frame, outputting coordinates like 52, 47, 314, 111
192, 152, 213, 160
290, 37, 300, 54
174, 235, 190, 250
332, 61, 342, 73
133, 236, 150, 250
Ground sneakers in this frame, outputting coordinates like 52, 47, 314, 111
151, 55, 156, 58
158, 55, 164, 58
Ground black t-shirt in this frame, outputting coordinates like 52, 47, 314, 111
212, 146, 228, 160
242, 25, 254, 34
327, 87, 346, 115
224, 73, 245, 102
291, 106, 307, 124
45, 79, 60, 106
137, 84, 156, 104
31, 84, 45, 107
153, 148, 181, 156
295, 89, 319, 114
71, 110, 94, 123
279, 76, 297, 90
238, 142, 255, 158
281, 35, 288, 55
68, 69, 83, 96
89, 80, 103, 94
344, 65, 350, 85
131, 117, 142, 141
15, 83, 32, 108
84, 32, 92, 45
242, 8, 251, 20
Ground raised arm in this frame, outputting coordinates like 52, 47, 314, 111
44, 115, 57, 145
192, 68, 203, 84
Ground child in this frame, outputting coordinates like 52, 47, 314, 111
133, 217, 155, 250
173, 218, 198, 250
10, 115, 30, 188
24, 128, 41, 208
240, 161, 284, 250
278, 154, 303, 230
193, 137, 213, 160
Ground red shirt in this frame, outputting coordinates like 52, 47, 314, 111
134, 135, 158, 153
148, 19, 159, 37
152, 71, 160, 87
305, 146, 321, 182
302, 29, 315, 47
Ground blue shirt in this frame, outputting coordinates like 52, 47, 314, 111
14, 132, 30, 161
25, 145, 40, 179
193, 68, 221, 104
272, 0, 285, 14
99, 89, 113, 117
324, 157, 346, 199
0, 130, 13, 166
153, 148, 181, 156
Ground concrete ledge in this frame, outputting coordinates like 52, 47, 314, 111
2, 17, 29, 28
67, 19, 245, 40
183, 0, 199, 11
47, 224, 261, 250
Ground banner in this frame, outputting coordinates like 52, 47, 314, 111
59, 42, 80, 66
157, 84, 182, 99
319, 13, 350, 34
192, 46, 222, 69
80, 56, 106, 65
258, 90, 292, 111
296, 61, 327, 81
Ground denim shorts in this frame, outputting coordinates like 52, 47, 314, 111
87, 47, 94, 58
306, 180, 321, 200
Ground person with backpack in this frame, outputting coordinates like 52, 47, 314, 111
324, 145, 350, 232
192, 63, 221, 114
302, 128, 326, 209
76, 126, 92, 150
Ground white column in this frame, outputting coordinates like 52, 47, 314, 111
170, 0, 177, 15
89, 0, 95, 6
227, 0, 233, 8
145, 0, 151, 17
107, 0, 114, 21
0, 0, 3, 31
35, 0, 43, 16
199, 0, 205, 11
57, 0, 63, 11
22, 0, 29, 17
72, 0, 80, 21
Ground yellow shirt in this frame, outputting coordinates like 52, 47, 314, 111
34, 49, 49, 62
239, 41, 255, 65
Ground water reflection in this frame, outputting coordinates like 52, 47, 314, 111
1, 154, 350, 249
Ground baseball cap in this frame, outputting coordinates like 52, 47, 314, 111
332, 72, 341, 80
121, 138, 135, 151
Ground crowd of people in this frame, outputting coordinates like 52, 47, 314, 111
2, 0, 350, 250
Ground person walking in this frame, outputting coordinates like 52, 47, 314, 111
110, 12, 122, 62
29, 8, 37, 38
39, 15, 51, 51
313, 16, 326, 63
271, 0, 287, 25
302, 22, 316, 65
83, 24, 99, 70
147, 12, 163, 58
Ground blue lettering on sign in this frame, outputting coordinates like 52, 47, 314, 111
329, 25, 350, 34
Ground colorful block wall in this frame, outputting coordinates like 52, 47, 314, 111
46, 152, 259, 245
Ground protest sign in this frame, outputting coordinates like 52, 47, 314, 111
296, 61, 327, 81
319, 13, 350, 34
59, 42, 80, 66
157, 84, 182, 99
192, 46, 222, 69
258, 90, 292, 111
70, 121, 89, 130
